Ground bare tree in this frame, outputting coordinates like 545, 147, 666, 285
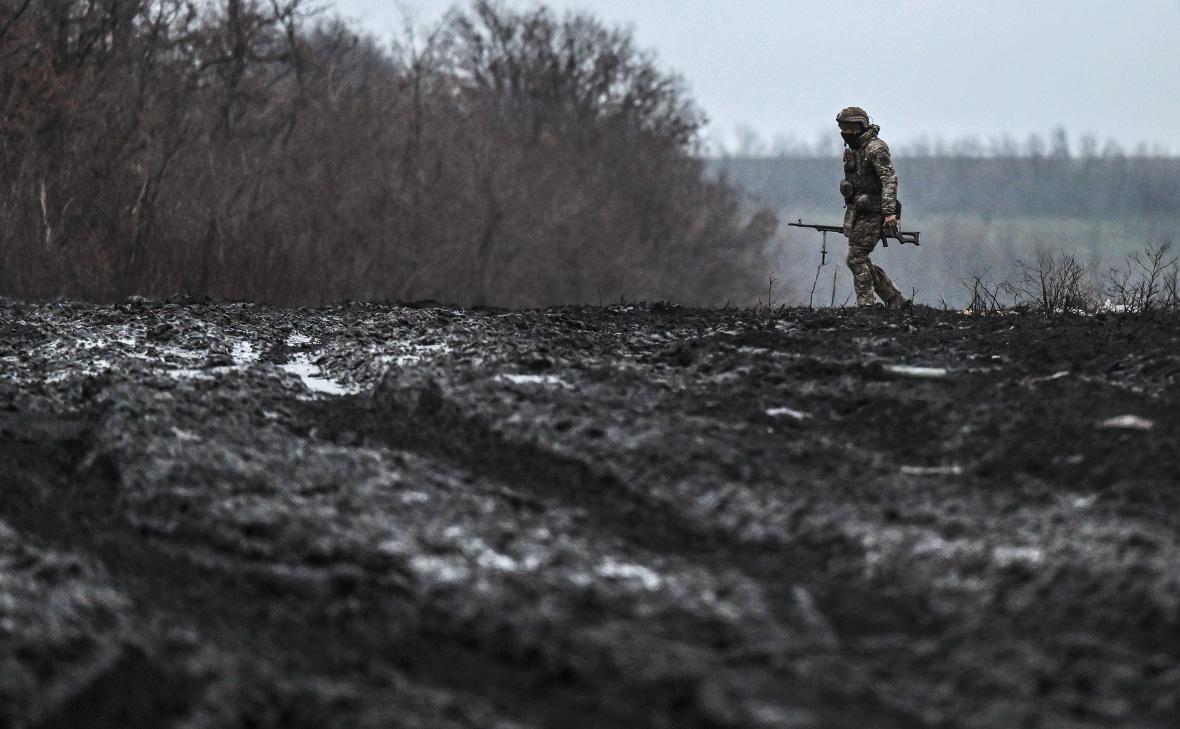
0, 0, 778, 306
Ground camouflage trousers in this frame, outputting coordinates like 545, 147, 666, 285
845, 213, 902, 307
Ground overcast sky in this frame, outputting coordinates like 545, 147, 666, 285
328, 0, 1180, 153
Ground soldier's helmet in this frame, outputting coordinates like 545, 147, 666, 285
836, 106, 871, 128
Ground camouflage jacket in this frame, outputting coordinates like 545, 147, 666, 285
841, 125, 899, 216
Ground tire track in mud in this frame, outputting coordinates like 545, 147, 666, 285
10, 388, 873, 729
0, 412, 208, 729
0, 409, 679, 729
7, 302, 1180, 728
304, 338, 1180, 728
300, 375, 930, 729
6, 321, 779, 726
346, 365, 938, 628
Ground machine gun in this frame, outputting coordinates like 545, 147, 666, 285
788, 219, 921, 248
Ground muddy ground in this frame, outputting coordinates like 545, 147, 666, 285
1, 298, 1178, 729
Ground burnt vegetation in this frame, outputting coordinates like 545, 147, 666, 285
0, 0, 775, 306
958, 242, 1179, 316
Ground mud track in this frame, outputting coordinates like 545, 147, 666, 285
2, 298, 1179, 728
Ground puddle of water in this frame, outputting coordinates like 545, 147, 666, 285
231, 341, 259, 365
279, 357, 358, 396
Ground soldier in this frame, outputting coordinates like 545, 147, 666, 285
837, 106, 909, 308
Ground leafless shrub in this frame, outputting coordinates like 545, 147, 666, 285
1014, 250, 1095, 314
1103, 242, 1179, 313
959, 271, 1008, 314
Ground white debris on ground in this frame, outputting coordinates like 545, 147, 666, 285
166, 367, 216, 381
1097, 414, 1155, 431
901, 464, 964, 476
475, 549, 523, 572
883, 364, 949, 379
285, 332, 314, 347
1029, 370, 1071, 383
965, 300, 1135, 316
1099, 298, 1130, 314
766, 406, 809, 420
496, 373, 571, 387
992, 545, 1045, 567
407, 554, 470, 584
596, 559, 662, 591
1069, 493, 1100, 510
45, 358, 113, 383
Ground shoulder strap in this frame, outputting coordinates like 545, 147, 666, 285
864, 137, 889, 155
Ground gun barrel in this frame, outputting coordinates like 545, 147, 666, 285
790, 219, 921, 246
787, 221, 844, 234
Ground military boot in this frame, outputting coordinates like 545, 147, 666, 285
887, 293, 912, 310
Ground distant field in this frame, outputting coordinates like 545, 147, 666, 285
717, 157, 1180, 306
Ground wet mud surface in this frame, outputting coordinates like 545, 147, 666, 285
2, 298, 1179, 728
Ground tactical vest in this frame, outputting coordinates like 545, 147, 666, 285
843, 139, 885, 208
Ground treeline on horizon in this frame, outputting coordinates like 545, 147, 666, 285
0, 0, 775, 306
720, 125, 1175, 161
714, 154, 1180, 219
